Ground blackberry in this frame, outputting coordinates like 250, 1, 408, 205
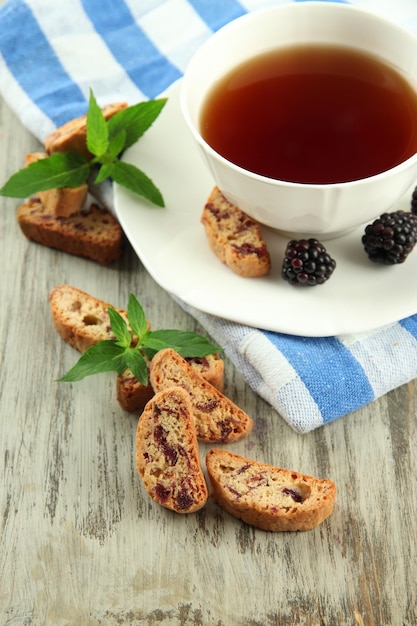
362, 210, 417, 265
281, 238, 336, 286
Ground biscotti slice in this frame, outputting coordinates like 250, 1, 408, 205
49, 284, 132, 352
186, 353, 225, 393
201, 186, 271, 277
45, 102, 128, 159
117, 353, 225, 412
136, 386, 208, 513
24, 152, 88, 217
116, 363, 154, 412
206, 449, 336, 532
150, 348, 253, 443
18, 198, 122, 264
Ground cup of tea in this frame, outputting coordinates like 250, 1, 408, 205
181, 2, 417, 238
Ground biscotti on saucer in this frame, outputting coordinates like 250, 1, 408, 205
206, 449, 336, 531
136, 386, 208, 513
150, 348, 253, 442
201, 186, 271, 277
18, 198, 122, 265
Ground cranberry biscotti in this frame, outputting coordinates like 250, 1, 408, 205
201, 186, 271, 277
150, 348, 253, 442
49, 284, 131, 351
24, 152, 88, 218
136, 386, 208, 513
18, 199, 122, 265
44, 102, 128, 159
206, 449, 336, 531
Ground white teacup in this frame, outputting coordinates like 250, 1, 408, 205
181, 2, 417, 238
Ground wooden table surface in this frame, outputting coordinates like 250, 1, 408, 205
1, 82, 416, 626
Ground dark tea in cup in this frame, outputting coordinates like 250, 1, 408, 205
200, 44, 417, 184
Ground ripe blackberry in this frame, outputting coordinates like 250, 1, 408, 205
362, 210, 417, 265
281, 238, 336, 286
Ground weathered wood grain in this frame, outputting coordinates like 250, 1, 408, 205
0, 91, 416, 626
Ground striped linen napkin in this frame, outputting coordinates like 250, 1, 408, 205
2, 0, 417, 432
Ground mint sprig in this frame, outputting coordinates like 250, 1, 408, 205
0, 152, 90, 196
58, 294, 221, 386
0, 89, 166, 207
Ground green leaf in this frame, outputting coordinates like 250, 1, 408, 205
108, 307, 131, 347
107, 99, 167, 149
0, 152, 90, 198
124, 349, 149, 386
86, 89, 109, 157
94, 163, 113, 185
142, 329, 221, 358
106, 129, 127, 161
127, 293, 148, 338
57, 341, 128, 382
108, 160, 165, 207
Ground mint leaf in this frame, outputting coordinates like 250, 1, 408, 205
142, 329, 220, 358
57, 341, 128, 382
105, 130, 126, 161
86, 89, 109, 157
107, 160, 165, 207
108, 308, 131, 347
107, 99, 167, 149
92, 128, 127, 183
124, 349, 149, 386
127, 294, 148, 338
93, 163, 113, 185
0, 152, 89, 198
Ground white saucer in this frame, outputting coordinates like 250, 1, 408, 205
114, 80, 417, 337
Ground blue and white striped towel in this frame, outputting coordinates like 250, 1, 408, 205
2, 0, 417, 432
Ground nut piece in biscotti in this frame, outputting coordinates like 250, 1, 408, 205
136, 386, 208, 513
17, 198, 122, 264
117, 353, 225, 413
24, 152, 88, 217
49, 284, 134, 352
201, 186, 271, 277
150, 348, 253, 443
44, 102, 128, 159
206, 449, 336, 532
